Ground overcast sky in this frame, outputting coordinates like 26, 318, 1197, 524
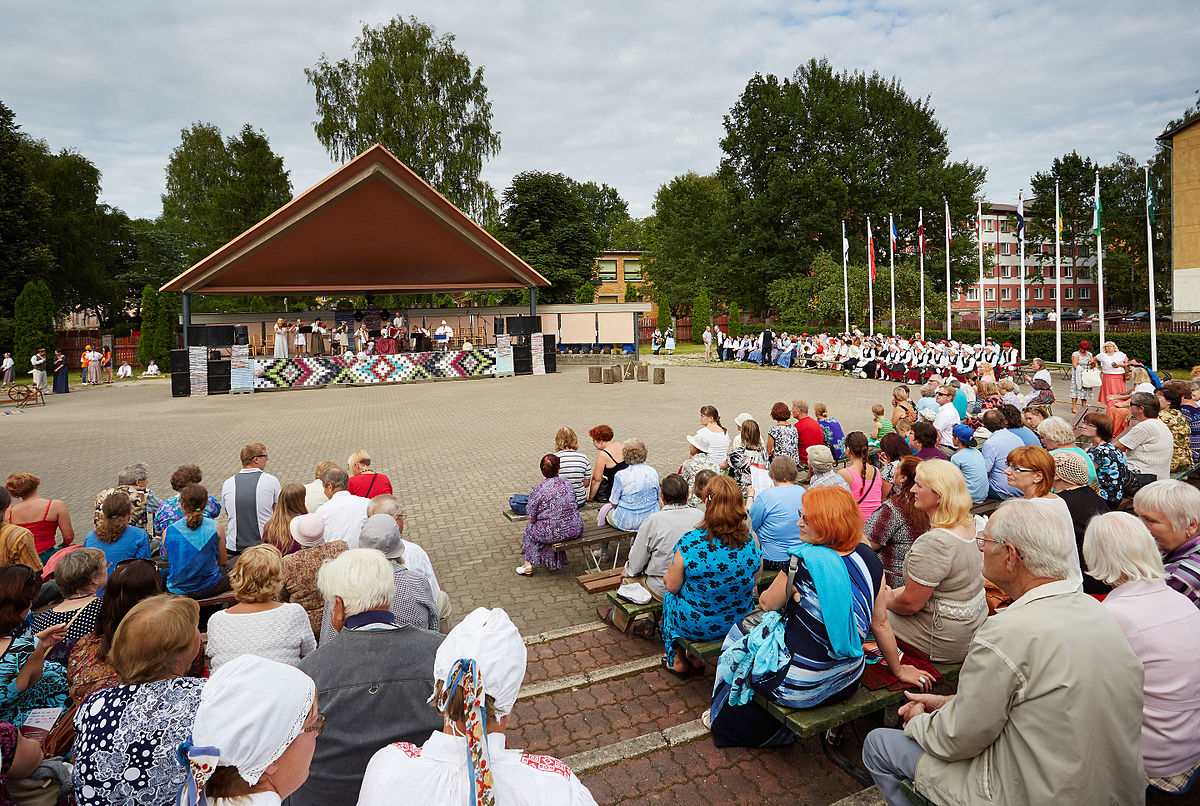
1, 1, 1195, 222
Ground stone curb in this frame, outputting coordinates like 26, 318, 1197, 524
518, 654, 660, 700
563, 717, 708, 774
522, 621, 607, 646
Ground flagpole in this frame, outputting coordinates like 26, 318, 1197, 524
944, 198, 951, 341
867, 217, 875, 336
1095, 171, 1106, 348
1145, 163, 1158, 372
1054, 180, 1062, 364
977, 200, 984, 347
889, 213, 897, 337
1018, 189, 1026, 360
918, 207, 925, 341
842, 220, 850, 336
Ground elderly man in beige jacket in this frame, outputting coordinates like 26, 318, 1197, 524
863, 498, 1146, 806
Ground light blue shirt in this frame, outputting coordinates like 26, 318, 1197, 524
1010, 425, 1041, 447
915, 398, 940, 418
609, 464, 661, 532
951, 447, 990, 504
980, 428, 1025, 499
748, 484, 806, 562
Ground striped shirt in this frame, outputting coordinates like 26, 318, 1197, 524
555, 450, 592, 506
1164, 535, 1200, 609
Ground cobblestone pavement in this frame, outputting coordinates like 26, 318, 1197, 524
1, 363, 1074, 635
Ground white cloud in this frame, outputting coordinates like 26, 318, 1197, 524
0, 0, 1194, 221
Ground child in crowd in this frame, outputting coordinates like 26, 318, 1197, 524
693, 469, 717, 510
870, 404, 894, 442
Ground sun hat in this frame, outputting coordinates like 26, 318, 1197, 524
687, 431, 712, 453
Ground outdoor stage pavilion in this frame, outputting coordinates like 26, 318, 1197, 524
159, 144, 647, 394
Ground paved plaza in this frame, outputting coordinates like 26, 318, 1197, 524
2, 357, 1074, 636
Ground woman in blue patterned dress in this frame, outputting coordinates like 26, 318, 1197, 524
516, 455, 584, 575
0, 565, 68, 728
707, 486, 928, 747
814, 403, 846, 461
1081, 411, 1130, 507
659, 477, 762, 676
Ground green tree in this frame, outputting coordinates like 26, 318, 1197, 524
692, 288, 711, 343
0, 101, 55, 319
624, 281, 638, 303
13, 280, 54, 367
137, 284, 178, 368
656, 297, 672, 333
610, 217, 648, 251
720, 59, 985, 311
576, 181, 629, 250
727, 301, 741, 337
306, 16, 501, 222
1026, 151, 1102, 310
644, 173, 732, 312
493, 171, 604, 303
574, 282, 596, 304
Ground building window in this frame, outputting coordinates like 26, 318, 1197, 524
1047, 287, 1055, 300
1077, 268, 1090, 280
985, 288, 995, 301
622, 260, 642, 281
1063, 265, 1073, 279
597, 260, 617, 281
1041, 244, 1051, 254
1000, 220, 1010, 233
1000, 266, 1010, 278
984, 219, 995, 232
966, 288, 979, 301
1033, 288, 1043, 300
1001, 243, 1012, 256
1001, 288, 1011, 301
1065, 287, 1074, 299
1079, 287, 1091, 300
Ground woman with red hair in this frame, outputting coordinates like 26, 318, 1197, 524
707, 486, 927, 747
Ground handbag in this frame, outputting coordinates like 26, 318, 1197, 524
1081, 368, 1102, 388
508, 494, 529, 516
41, 703, 76, 758
740, 555, 799, 633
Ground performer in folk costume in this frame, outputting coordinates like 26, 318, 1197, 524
841, 339, 861, 375
999, 342, 1020, 376
434, 320, 454, 352
982, 340, 1001, 368
952, 346, 976, 382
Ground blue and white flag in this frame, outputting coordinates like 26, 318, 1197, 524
1016, 191, 1025, 242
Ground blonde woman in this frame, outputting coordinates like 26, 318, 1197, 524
1097, 340, 1128, 405
885, 460, 986, 663
273, 318, 291, 359
205, 544, 315, 670
347, 449, 393, 498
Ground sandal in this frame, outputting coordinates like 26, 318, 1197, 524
660, 658, 693, 680
596, 606, 615, 625
701, 708, 712, 730
683, 651, 706, 671
515, 563, 533, 576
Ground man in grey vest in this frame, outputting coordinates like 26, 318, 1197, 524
219, 442, 281, 555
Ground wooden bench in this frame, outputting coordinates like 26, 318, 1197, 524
969, 499, 1002, 517
503, 500, 601, 522
900, 780, 939, 806
196, 591, 237, 608
604, 569, 784, 635
576, 567, 626, 594
553, 522, 632, 573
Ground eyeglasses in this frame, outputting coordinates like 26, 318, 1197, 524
302, 712, 325, 736
255, 454, 268, 459
975, 534, 1005, 549
1007, 466, 1036, 473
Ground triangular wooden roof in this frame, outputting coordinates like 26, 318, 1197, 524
161, 144, 549, 295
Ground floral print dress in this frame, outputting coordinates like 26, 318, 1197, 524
660, 529, 762, 661
727, 445, 768, 494
818, 418, 846, 461
768, 424, 800, 464
0, 636, 68, 727
521, 477, 583, 570
1088, 442, 1130, 507
1161, 408, 1193, 473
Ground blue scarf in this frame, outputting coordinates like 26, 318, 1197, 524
791, 543, 862, 660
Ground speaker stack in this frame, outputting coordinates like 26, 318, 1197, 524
170, 349, 190, 397
233, 325, 249, 346
542, 334, 557, 373
207, 359, 231, 394
512, 345, 533, 376
186, 326, 209, 347
210, 325, 235, 346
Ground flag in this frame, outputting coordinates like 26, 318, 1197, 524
1092, 173, 1102, 235
1016, 191, 1025, 242
944, 199, 952, 247
890, 218, 898, 248
918, 210, 925, 254
1056, 187, 1063, 237
842, 235, 849, 262
867, 221, 876, 281
1147, 171, 1156, 225
976, 201, 981, 238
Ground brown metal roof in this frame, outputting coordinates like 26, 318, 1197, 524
160, 144, 549, 295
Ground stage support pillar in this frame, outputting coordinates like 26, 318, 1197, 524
182, 292, 192, 348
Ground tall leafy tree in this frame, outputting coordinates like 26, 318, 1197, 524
493, 171, 605, 304
1026, 151, 1102, 305
720, 59, 985, 311
138, 284, 177, 367
0, 101, 55, 318
306, 16, 501, 222
13, 280, 54, 366
576, 181, 629, 250
643, 172, 732, 313
610, 217, 648, 251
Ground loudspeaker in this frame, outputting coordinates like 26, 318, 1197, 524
208, 373, 231, 394
494, 317, 505, 336
512, 345, 533, 376
171, 373, 190, 397
234, 324, 249, 345
209, 349, 222, 361
542, 334, 556, 353
543, 353, 557, 373
210, 325, 235, 346
170, 349, 189, 374
207, 360, 231, 377
506, 316, 535, 336
186, 326, 209, 347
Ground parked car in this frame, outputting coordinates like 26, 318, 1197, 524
1121, 311, 1172, 323
1058, 311, 1084, 322
1083, 311, 1126, 325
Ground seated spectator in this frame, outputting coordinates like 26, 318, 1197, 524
280, 513, 348, 638
72, 595, 204, 806
765, 402, 799, 464
692, 469, 717, 505
910, 421, 947, 461
368, 495, 450, 629
793, 399, 825, 472
1036, 415, 1097, 485
1083, 512, 1200, 790
979, 410, 1023, 500
885, 459, 986, 663
1114, 392, 1174, 484
67, 558, 197, 704
1156, 382, 1194, 473
1022, 404, 1050, 433
357, 607, 598, 806
866, 455, 930, 588
116, 360, 132, 378
863, 499, 1146, 806
4, 473, 74, 563
31, 546, 106, 663
1022, 358, 1055, 408
152, 464, 222, 536
659, 477, 762, 677
974, 380, 1004, 417
728, 412, 755, 453
871, 403, 894, 441
815, 403, 847, 461
0, 566, 67, 727
140, 359, 160, 376
84, 491, 151, 574
891, 386, 916, 427
180, 654, 320, 806
292, 549, 443, 806
261, 482, 308, 556
221, 444, 282, 555
1081, 411, 1130, 508
1182, 380, 1200, 464
162, 483, 230, 599
709, 486, 929, 747
92, 463, 160, 535
0, 488, 41, 572
725, 419, 768, 497
914, 385, 940, 419
347, 449, 393, 498
878, 432, 912, 486
949, 425, 988, 504
303, 460, 338, 514
998, 377, 1021, 408
1004, 445, 1084, 590
806, 445, 850, 491
948, 378, 968, 419
605, 440, 660, 531
516, 455, 584, 576
1052, 451, 1111, 594
749, 457, 806, 570
321, 515, 438, 641
1134, 479, 1200, 607
587, 425, 625, 503
206, 544, 316, 670
554, 427, 592, 507
316, 468, 369, 548
697, 405, 731, 467
1003, 403, 1040, 446
680, 431, 721, 508
839, 431, 891, 521
931, 385, 960, 451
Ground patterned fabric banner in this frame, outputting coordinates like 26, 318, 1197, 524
189, 347, 207, 397
230, 345, 253, 392
253, 348, 497, 389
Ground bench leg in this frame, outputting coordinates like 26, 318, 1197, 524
822, 726, 874, 787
